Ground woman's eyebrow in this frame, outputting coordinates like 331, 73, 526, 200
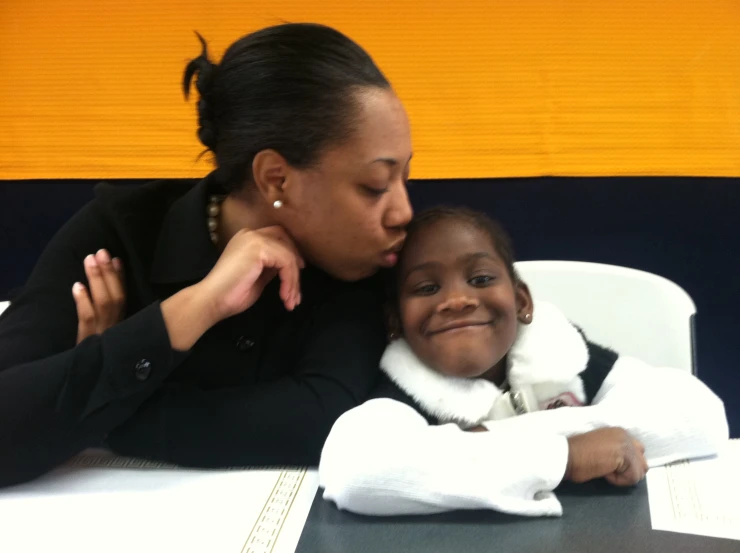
370, 158, 397, 166
369, 153, 413, 167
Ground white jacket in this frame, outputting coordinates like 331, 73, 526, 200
319, 301, 728, 517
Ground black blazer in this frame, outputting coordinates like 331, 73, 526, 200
0, 175, 387, 486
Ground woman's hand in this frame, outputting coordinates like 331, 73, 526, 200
160, 226, 305, 352
565, 427, 648, 486
72, 249, 125, 344
198, 226, 305, 321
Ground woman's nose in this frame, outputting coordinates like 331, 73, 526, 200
383, 180, 413, 230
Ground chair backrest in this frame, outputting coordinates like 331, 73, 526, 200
0, 301, 8, 317
514, 261, 696, 373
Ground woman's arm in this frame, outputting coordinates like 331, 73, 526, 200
106, 285, 387, 466
0, 195, 319, 485
0, 205, 192, 487
483, 357, 729, 466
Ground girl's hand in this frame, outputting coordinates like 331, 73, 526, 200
566, 427, 648, 486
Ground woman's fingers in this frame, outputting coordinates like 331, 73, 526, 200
95, 250, 125, 322
84, 254, 111, 327
258, 226, 306, 268
72, 282, 96, 344
200, 227, 305, 320
276, 251, 301, 311
261, 241, 302, 311
75, 250, 126, 343
254, 231, 303, 310
84, 250, 125, 331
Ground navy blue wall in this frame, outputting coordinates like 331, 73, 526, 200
1, 177, 738, 435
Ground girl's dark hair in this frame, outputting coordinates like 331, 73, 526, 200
388, 206, 519, 299
404, 207, 518, 279
183, 23, 391, 193
384, 206, 521, 332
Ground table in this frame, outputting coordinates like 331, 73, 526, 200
295, 480, 738, 553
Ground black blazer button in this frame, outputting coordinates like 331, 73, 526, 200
236, 336, 255, 351
134, 359, 152, 381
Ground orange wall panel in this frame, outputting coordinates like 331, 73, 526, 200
1, 1, 738, 179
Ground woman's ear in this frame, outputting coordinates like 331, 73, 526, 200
515, 279, 534, 324
384, 303, 403, 341
251, 149, 289, 206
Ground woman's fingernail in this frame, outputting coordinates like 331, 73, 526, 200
72, 282, 84, 294
96, 249, 111, 263
112, 257, 123, 271
84, 254, 97, 267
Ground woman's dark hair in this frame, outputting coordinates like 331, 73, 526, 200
183, 23, 391, 193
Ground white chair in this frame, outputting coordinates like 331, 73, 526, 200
0, 301, 8, 316
514, 261, 696, 373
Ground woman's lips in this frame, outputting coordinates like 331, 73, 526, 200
380, 240, 404, 267
380, 251, 399, 267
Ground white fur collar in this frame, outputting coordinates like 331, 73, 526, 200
379, 300, 590, 426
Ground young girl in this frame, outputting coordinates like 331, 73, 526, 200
319, 207, 728, 517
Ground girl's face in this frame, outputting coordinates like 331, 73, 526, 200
397, 218, 532, 381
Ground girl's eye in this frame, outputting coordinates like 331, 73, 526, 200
469, 275, 495, 287
414, 283, 439, 296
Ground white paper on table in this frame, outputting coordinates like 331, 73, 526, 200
0, 450, 319, 553
647, 439, 740, 541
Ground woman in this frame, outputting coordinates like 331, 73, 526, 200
0, 23, 413, 486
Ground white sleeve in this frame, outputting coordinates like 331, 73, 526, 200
319, 398, 568, 517
483, 357, 729, 467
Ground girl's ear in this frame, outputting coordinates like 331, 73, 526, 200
384, 303, 403, 341
515, 279, 534, 324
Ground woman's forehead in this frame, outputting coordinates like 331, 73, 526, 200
321, 91, 411, 168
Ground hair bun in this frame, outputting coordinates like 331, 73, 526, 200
183, 32, 219, 151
